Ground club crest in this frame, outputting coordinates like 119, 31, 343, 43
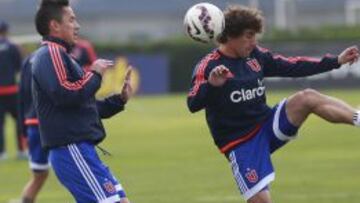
246, 59, 261, 72
103, 181, 116, 193
245, 168, 258, 183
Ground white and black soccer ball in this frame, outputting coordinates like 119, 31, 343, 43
184, 3, 225, 43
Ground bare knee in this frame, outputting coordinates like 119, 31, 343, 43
289, 88, 320, 110
286, 88, 323, 126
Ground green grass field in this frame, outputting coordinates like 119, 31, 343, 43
1, 90, 360, 203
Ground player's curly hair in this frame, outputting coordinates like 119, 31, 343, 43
35, 0, 69, 36
217, 5, 263, 43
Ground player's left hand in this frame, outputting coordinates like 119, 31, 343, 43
338, 46, 359, 65
120, 66, 133, 103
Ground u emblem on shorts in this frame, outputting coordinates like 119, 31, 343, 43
103, 181, 116, 194
245, 168, 258, 183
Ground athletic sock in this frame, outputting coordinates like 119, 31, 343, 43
353, 111, 360, 127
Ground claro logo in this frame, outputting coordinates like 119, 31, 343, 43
230, 79, 265, 103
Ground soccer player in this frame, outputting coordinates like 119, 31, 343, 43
19, 54, 49, 203
187, 5, 360, 203
0, 19, 26, 160
31, 0, 132, 202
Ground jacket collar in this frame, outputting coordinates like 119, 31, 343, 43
42, 36, 72, 53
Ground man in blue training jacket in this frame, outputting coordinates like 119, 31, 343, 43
187, 5, 360, 203
31, 0, 132, 202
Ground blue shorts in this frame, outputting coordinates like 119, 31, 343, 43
229, 99, 298, 200
50, 142, 127, 203
27, 126, 49, 171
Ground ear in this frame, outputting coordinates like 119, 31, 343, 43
49, 19, 61, 34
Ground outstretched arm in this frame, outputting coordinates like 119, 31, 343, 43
260, 46, 359, 77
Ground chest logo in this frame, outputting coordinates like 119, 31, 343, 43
230, 79, 265, 103
246, 59, 261, 72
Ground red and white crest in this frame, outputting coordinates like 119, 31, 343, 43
245, 169, 258, 183
103, 181, 116, 193
246, 59, 261, 72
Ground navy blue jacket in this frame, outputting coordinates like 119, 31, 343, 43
0, 38, 22, 95
31, 36, 125, 149
19, 54, 38, 136
187, 47, 340, 153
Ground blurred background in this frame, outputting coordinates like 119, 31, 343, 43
1, 0, 360, 94
1, 0, 360, 203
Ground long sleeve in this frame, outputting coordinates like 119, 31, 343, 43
187, 82, 221, 113
32, 45, 101, 107
96, 94, 125, 119
187, 54, 222, 113
258, 47, 341, 77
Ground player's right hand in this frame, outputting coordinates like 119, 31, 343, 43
208, 65, 230, 87
90, 59, 114, 75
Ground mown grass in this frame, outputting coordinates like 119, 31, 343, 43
1, 90, 359, 203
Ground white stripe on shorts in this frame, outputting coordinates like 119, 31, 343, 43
229, 151, 249, 194
273, 99, 297, 141
68, 144, 106, 201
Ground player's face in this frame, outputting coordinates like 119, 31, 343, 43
57, 7, 80, 45
229, 30, 257, 58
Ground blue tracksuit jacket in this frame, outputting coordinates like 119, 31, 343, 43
31, 36, 125, 149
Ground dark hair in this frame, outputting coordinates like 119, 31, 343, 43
217, 5, 263, 43
35, 0, 69, 36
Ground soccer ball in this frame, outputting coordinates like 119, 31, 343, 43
184, 3, 225, 43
